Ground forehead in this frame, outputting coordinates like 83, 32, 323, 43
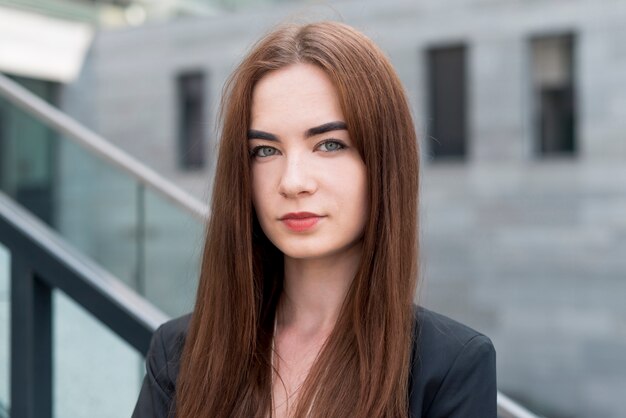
250, 63, 345, 131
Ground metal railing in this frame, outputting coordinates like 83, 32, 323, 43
0, 72, 540, 418
498, 392, 542, 418
0, 72, 206, 319
0, 191, 169, 418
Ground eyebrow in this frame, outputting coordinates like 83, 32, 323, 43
247, 121, 348, 141
247, 130, 277, 141
305, 121, 348, 138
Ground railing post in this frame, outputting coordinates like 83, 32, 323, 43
135, 183, 146, 296
135, 183, 147, 383
10, 255, 53, 418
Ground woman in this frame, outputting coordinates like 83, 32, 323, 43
132, 21, 496, 418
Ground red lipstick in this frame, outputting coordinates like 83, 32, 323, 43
280, 212, 324, 232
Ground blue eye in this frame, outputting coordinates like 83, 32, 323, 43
318, 140, 345, 152
250, 146, 279, 158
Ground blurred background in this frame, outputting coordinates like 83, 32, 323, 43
1, 0, 625, 417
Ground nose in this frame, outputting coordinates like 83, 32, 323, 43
278, 153, 317, 198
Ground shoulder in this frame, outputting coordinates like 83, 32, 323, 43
147, 314, 192, 397
409, 305, 497, 418
412, 305, 494, 363
132, 314, 192, 418
155, 313, 192, 347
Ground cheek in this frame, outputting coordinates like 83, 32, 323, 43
334, 160, 369, 225
251, 164, 283, 227
349, 160, 368, 202
251, 168, 269, 216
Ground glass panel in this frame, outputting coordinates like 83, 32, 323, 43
0, 91, 204, 316
0, 243, 9, 415
53, 289, 142, 418
55, 138, 138, 287
0, 95, 57, 226
143, 188, 203, 317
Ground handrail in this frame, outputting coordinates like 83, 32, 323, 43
0, 190, 170, 417
0, 191, 169, 349
498, 392, 542, 418
0, 72, 209, 221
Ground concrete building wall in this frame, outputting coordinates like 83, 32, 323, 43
58, 0, 626, 416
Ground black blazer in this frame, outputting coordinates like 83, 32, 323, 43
132, 306, 497, 417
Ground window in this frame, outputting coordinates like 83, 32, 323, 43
530, 34, 576, 156
426, 45, 468, 160
177, 72, 206, 170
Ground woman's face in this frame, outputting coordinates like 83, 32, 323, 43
249, 63, 368, 261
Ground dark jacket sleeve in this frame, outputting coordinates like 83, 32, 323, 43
424, 334, 497, 418
131, 324, 176, 418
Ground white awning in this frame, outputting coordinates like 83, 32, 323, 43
0, 6, 94, 83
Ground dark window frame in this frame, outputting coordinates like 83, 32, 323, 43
177, 71, 207, 171
529, 32, 577, 158
424, 43, 469, 162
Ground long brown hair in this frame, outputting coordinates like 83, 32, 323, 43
176, 21, 419, 418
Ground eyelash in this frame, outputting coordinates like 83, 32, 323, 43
249, 139, 347, 158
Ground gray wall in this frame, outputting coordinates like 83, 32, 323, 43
59, 0, 626, 416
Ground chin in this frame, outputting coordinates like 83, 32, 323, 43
276, 242, 333, 260
274, 235, 362, 261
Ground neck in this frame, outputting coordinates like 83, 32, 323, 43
277, 242, 362, 337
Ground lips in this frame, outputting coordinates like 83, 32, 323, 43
280, 212, 324, 232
